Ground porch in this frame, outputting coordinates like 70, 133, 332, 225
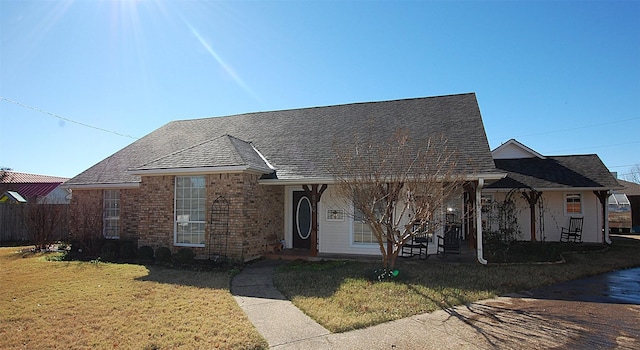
264, 240, 478, 263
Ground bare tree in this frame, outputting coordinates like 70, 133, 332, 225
69, 201, 103, 256
624, 164, 640, 183
330, 128, 466, 273
24, 200, 66, 251
0, 167, 12, 182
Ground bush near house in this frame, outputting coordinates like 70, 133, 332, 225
137, 245, 154, 261
155, 246, 172, 263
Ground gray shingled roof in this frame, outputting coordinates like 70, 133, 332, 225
66, 93, 499, 186
487, 155, 622, 190
134, 134, 272, 172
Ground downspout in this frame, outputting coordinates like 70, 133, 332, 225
604, 192, 612, 244
476, 178, 487, 265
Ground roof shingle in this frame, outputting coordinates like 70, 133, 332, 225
66, 93, 499, 186
487, 155, 621, 190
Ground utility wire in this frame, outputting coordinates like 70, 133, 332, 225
490, 116, 640, 142
1, 97, 139, 139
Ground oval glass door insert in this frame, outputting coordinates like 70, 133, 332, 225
296, 197, 312, 240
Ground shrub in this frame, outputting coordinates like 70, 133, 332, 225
100, 241, 119, 261
138, 246, 154, 261
119, 241, 137, 260
155, 247, 172, 263
174, 248, 195, 264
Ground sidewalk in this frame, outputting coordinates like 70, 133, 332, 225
230, 260, 330, 348
232, 260, 640, 349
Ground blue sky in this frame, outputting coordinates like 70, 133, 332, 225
1, 0, 639, 180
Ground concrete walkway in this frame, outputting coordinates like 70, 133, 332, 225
232, 261, 640, 349
230, 260, 330, 348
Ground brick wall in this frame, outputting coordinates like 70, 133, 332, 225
69, 189, 103, 240
137, 176, 175, 250
70, 173, 284, 261
133, 173, 284, 261
120, 188, 141, 241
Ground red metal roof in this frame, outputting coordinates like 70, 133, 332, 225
1, 171, 70, 200
1, 171, 69, 184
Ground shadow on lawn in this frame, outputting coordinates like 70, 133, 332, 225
134, 264, 232, 290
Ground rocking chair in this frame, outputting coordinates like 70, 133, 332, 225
437, 224, 462, 257
401, 224, 429, 260
560, 217, 583, 243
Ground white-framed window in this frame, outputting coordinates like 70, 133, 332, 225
103, 190, 120, 239
565, 193, 582, 215
353, 207, 377, 244
175, 176, 206, 247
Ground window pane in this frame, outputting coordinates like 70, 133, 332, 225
175, 176, 206, 246
566, 194, 581, 214
103, 190, 120, 239
353, 207, 376, 244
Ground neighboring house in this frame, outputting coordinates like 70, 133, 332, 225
616, 179, 640, 233
484, 139, 621, 244
0, 171, 70, 242
0, 171, 70, 204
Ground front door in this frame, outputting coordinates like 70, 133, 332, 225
292, 191, 312, 249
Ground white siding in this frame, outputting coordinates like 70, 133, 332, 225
318, 186, 381, 255
484, 190, 604, 243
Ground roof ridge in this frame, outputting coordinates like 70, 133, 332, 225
176, 92, 477, 123
134, 135, 231, 169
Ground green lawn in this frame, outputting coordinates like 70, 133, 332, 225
274, 235, 640, 333
0, 247, 267, 350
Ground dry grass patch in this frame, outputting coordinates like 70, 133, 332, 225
0, 247, 266, 350
275, 236, 640, 333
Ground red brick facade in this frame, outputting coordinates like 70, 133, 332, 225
69, 172, 284, 261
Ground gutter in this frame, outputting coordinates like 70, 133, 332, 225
476, 177, 488, 265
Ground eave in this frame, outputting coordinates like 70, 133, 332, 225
128, 165, 274, 177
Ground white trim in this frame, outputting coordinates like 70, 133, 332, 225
129, 165, 272, 176
259, 173, 506, 186
260, 178, 336, 185
174, 176, 207, 247
483, 186, 620, 193
492, 139, 546, 159
296, 197, 312, 240
251, 144, 276, 171
564, 192, 583, 216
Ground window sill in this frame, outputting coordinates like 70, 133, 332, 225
174, 243, 205, 248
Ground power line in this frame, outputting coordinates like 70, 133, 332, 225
547, 140, 640, 154
1, 97, 139, 139
490, 116, 640, 142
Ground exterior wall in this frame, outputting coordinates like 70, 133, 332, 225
316, 186, 381, 256
239, 174, 284, 261
137, 176, 175, 251
120, 187, 141, 240
135, 173, 284, 261
286, 185, 454, 256
70, 188, 140, 242
483, 190, 604, 243
69, 189, 103, 240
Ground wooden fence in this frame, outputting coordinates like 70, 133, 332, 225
0, 203, 70, 243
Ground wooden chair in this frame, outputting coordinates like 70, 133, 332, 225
437, 224, 462, 257
560, 217, 584, 243
401, 224, 429, 260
